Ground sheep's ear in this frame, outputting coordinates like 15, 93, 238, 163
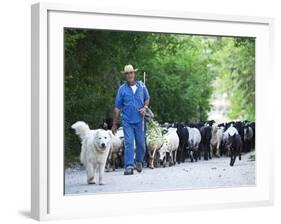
108, 130, 114, 139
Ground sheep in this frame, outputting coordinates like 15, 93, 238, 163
210, 125, 224, 158
146, 120, 164, 169
226, 133, 242, 166
222, 126, 239, 156
159, 128, 179, 167
199, 125, 212, 160
187, 127, 201, 162
175, 123, 189, 163
243, 124, 254, 152
106, 127, 124, 171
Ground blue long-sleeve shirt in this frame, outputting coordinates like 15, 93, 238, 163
115, 81, 150, 124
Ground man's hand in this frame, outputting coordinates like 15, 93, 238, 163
112, 107, 120, 135
111, 123, 117, 135
139, 106, 147, 117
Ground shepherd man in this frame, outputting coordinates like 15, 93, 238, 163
111, 64, 150, 175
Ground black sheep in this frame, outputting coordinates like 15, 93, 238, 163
207, 120, 216, 127
227, 133, 242, 166
175, 123, 189, 163
233, 121, 245, 152
249, 122, 255, 150
199, 125, 212, 160
243, 124, 254, 152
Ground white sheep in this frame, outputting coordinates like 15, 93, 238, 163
146, 121, 164, 169
106, 128, 124, 171
210, 125, 224, 157
159, 128, 179, 167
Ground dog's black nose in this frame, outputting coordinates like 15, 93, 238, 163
101, 143, 105, 147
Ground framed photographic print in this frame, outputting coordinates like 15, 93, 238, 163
31, 2, 274, 221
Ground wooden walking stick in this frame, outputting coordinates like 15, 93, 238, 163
142, 72, 146, 132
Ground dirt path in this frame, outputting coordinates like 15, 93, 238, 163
65, 152, 255, 195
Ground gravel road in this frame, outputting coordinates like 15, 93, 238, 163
64, 152, 255, 195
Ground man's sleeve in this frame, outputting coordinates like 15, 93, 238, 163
115, 86, 123, 109
143, 84, 150, 101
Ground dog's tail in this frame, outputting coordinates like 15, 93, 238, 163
71, 121, 90, 140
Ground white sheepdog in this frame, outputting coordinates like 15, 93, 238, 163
71, 121, 113, 185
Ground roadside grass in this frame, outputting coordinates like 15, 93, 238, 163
249, 153, 255, 161
65, 154, 81, 168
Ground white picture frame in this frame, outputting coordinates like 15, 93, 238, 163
31, 2, 275, 221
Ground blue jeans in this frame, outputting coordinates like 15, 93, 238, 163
123, 120, 146, 168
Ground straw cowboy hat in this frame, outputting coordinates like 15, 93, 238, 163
121, 64, 138, 74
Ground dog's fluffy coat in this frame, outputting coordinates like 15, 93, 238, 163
71, 121, 113, 185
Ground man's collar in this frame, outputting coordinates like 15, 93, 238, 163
126, 80, 139, 86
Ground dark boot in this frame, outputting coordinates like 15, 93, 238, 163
135, 162, 143, 173
124, 167, 134, 175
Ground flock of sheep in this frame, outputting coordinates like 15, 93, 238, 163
106, 120, 255, 171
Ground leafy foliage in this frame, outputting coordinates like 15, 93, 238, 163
209, 37, 255, 120
146, 120, 164, 146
